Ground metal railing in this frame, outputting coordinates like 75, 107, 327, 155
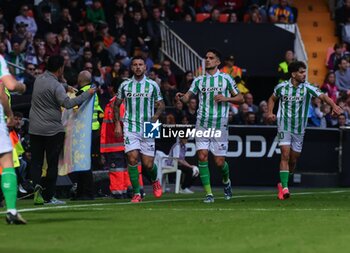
160, 21, 205, 75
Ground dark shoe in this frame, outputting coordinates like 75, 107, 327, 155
223, 180, 232, 200
6, 212, 27, 225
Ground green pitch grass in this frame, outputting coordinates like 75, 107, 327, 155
1, 188, 350, 253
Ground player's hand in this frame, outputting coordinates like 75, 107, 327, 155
151, 116, 158, 123
214, 94, 227, 103
67, 86, 77, 93
331, 105, 343, 116
114, 121, 122, 138
175, 92, 184, 102
266, 113, 276, 123
6, 116, 15, 128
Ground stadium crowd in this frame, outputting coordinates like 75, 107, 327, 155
1, 0, 350, 202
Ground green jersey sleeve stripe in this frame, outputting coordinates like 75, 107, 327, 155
216, 75, 223, 129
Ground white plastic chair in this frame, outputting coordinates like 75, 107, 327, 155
159, 156, 182, 194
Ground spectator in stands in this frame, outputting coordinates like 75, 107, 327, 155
29, 55, 95, 205
244, 4, 263, 23
334, 113, 349, 127
56, 7, 78, 35
244, 111, 257, 125
98, 22, 114, 49
11, 22, 29, 50
233, 103, 249, 124
204, 7, 221, 23
161, 80, 177, 106
75, 47, 95, 72
109, 9, 126, 38
335, 0, 350, 37
38, 6, 56, 37
170, 99, 185, 123
179, 71, 194, 93
0, 8, 9, 31
147, 6, 162, 61
140, 46, 154, 73
308, 97, 323, 127
37, 1, 62, 23
228, 12, 239, 23
322, 71, 338, 103
108, 33, 131, 67
169, 0, 195, 21
93, 41, 111, 67
105, 61, 121, 87
45, 32, 60, 56
82, 22, 97, 47
63, 54, 78, 86
36, 44, 46, 70
158, 59, 177, 87
126, 9, 148, 52
87, 0, 106, 24
244, 93, 259, 113
335, 57, 350, 94
22, 63, 36, 95
67, 0, 83, 24
148, 67, 161, 86
15, 4, 37, 36
221, 54, 249, 93
257, 100, 268, 124
6, 42, 25, 78
269, 0, 295, 24
328, 43, 346, 71
278, 50, 295, 82
185, 97, 198, 124
320, 103, 333, 128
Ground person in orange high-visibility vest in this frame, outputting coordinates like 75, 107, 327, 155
100, 81, 143, 199
221, 55, 249, 94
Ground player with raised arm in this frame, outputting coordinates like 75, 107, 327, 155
113, 56, 165, 203
176, 49, 244, 203
267, 61, 342, 200
0, 55, 27, 224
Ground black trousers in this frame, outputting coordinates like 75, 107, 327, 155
30, 132, 65, 201
178, 166, 194, 189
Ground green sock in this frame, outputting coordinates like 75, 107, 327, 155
1, 168, 18, 210
128, 164, 140, 194
149, 164, 158, 182
289, 172, 294, 182
280, 171, 289, 188
198, 161, 212, 195
221, 162, 230, 184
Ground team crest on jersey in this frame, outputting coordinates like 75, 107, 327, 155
145, 86, 150, 93
300, 88, 305, 95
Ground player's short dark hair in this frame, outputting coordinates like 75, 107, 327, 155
46, 55, 64, 72
131, 56, 145, 64
288, 61, 306, 75
14, 111, 23, 118
206, 48, 222, 60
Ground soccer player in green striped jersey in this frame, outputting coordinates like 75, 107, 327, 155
114, 56, 165, 203
176, 49, 244, 203
0, 55, 27, 224
267, 61, 342, 200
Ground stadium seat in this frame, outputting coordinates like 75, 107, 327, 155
196, 13, 210, 22
219, 14, 229, 23
159, 156, 182, 194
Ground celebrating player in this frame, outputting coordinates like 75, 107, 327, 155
176, 49, 244, 203
113, 56, 165, 203
267, 61, 342, 200
0, 55, 27, 224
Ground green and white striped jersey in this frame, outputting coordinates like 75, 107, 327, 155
189, 70, 240, 129
117, 76, 163, 133
273, 79, 323, 134
0, 55, 10, 123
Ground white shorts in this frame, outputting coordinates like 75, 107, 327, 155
0, 104, 12, 154
124, 131, 155, 157
195, 126, 228, 156
278, 131, 304, 153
